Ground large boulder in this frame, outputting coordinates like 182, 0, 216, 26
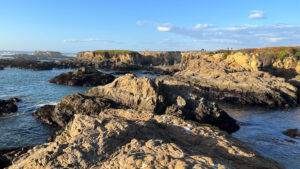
85, 74, 239, 133
9, 110, 283, 169
85, 74, 160, 111
48, 67, 115, 87
0, 98, 18, 115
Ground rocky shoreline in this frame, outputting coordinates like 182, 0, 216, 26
2, 48, 300, 168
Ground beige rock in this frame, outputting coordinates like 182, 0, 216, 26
160, 57, 298, 107
9, 109, 284, 169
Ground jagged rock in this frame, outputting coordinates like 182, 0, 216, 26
8, 110, 284, 169
32, 105, 57, 127
0, 146, 33, 169
48, 67, 115, 87
32, 93, 124, 128
162, 57, 298, 108
282, 129, 300, 139
86, 74, 239, 133
0, 98, 18, 115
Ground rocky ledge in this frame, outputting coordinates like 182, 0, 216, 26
36, 74, 239, 133
48, 67, 115, 87
10, 109, 283, 169
164, 56, 298, 108
0, 97, 20, 115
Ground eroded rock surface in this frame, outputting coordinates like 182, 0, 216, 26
9, 110, 283, 169
85, 74, 239, 133
48, 67, 115, 87
164, 56, 298, 108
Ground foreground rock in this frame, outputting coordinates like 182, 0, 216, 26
0, 98, 18, 115
48, 67, 115, 87
86, 74, 239, 133
9, 110, 283, 169
168, 56, 298, 108
0, 146, 33, 169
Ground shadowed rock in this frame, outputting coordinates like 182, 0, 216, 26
32, 93, 126, 128
48, 67, 115, 87
0, 98, 18, 115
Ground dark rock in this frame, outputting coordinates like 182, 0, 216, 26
282, 128, 300, 139
0, 66, 3, 70
32, 105, 56, 127
0, 99, 18, 115
33, 93, 125, 128
0, 146, 33, 169
8, 97, 21, 103
48, 67, 115, 87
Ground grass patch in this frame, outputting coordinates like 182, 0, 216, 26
93, 50, 137, 58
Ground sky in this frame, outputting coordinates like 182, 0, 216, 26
0, 0, 300, 52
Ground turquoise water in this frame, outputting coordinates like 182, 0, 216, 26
0, 68, 89, 148
0, 68, 299, 169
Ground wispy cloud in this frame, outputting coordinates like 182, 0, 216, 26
194, 24, 214, 29
63, 38, 120, 44
157, 26, 171, 32
137, 20, 300, 48
249, 10, 266, 19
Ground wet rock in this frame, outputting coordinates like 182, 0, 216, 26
0, 66, 3, 70
48, 67, 115, 87
282, 128, 300, 139
8, 97, 21, 103
8, 110, 284, 169
0, 98, 18, 115
32, 93, 125, 128
86, 74, 239, 133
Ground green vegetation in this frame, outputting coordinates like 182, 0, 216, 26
236, 46, 300, 61
93, 50, 137, 58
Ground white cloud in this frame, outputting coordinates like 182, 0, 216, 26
157, 26, 171, 32
194, 24, 214, 29
137, 20, 300, 48
267, 37, 285, 43
249, 10, 266, 19
63, 38, 120, 44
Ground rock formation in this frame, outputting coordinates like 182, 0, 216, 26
48, 67, 115, 87
9, 109, 283, 169
32, 93, 125, 128
169, 55, 298, 108
0, 98, 18, 115
85, 74, 239, 133
0, 146, 33, 169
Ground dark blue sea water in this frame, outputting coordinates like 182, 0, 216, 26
222, 105, 300, 169
0, 68, 299, 169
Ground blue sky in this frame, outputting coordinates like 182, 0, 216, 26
0, 0, 300, 52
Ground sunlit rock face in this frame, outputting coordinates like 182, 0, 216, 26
9, 109, 283, 169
